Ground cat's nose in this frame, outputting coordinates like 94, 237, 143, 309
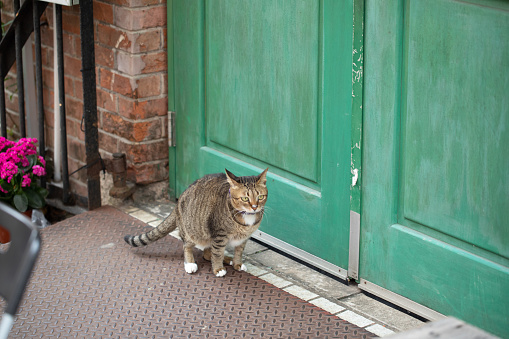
251, 205, 258, 211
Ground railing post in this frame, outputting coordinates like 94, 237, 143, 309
0, 4, 5, 137
79, 0, 101, 210
14, 0, 26, 137
33, 0, 46, 189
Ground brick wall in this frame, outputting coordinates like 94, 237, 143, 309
1, 0, 169, 204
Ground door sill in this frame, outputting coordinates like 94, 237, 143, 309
252, 230, 348, 281
359, 279, 446, 321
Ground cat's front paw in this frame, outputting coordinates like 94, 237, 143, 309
184, 262, 198, 274
230, 261, 247, 272
214, 268, 227, 277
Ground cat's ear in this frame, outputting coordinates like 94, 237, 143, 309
225, 169, 240, 187
257, 168, 269, 186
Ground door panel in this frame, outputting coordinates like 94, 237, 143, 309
402, 0, 509, 258
206, 1, 320, 182
362, 0, 509, 336
173, 0, 353, 272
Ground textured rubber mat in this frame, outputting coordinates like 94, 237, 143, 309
4, 206, 374, 338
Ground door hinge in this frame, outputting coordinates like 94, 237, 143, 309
168, 111, 176, 147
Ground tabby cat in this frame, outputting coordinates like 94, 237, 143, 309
124, 168, 268, 277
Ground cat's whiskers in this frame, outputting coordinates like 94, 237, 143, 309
259, 205, 270, 216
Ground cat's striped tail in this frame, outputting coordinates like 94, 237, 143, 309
124, 212, 177, 247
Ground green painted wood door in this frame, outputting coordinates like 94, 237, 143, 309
170, 0, 353, 275
361, 0, 509, 336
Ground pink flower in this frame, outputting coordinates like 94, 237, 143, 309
1, 162, 18, 182
38, 156, 46, 167
33, 165, 46, 177
21, 174, 31, 187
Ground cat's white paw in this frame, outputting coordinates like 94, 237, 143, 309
184, 262, 198, 274
230, 261, 247, 271
215, 269, 227, 277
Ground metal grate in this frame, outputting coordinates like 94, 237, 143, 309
5, 206, 374, 338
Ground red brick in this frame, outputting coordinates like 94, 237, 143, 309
93, 1, 114, 24
67, 137, 87, 161
101, 111, 128, 137
133, 29, 161, 52
44, 108, 55, 129
64, 76, 75, 97
65, 96, 84, 121
96, 89, 117, 112
44, 126, 54, 148
141, 51, 167, 74
63, 33, 76, 56
136, 74, 161, 98
117, 96, 167, 120
42, 68, 54, 90
67, 157, 87, 184
114, 5, 166, 30
62, 11, 81, 35
133, 119, 164, 142
99, 69, 135, 97
74, 78, 84, 101
64, 55, 82, 78
128, 161, 169, 184
43, 88, 54, 111
68, 119, 85, 140
120, 139, 168, 163
162, 27, 167, 49
4, 92, 18, 112
96, 23, 130, 50
98, 131, 120, 154
102, 111, 163, 142
95, 44, 115, 68
70, 179, 88, 201
41, 24, 53, 48
41, 47, 53, 70
100, 0, 129, 6
99, 68, 113, 88
75, 35, 82, 57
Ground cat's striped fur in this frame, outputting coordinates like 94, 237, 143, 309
124, 168, 268, 277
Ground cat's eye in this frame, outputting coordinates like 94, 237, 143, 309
258, 195, 265, 201
240, 197, 249, 202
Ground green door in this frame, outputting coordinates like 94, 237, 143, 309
361, 0, 509, 336
169, 0, 354, 277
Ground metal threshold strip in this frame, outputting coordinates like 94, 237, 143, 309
359, 279, 446, 321
252, 230, 349, 281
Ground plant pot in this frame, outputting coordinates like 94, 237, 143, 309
0, 209, 32, 244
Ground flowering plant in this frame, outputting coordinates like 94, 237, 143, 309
0, 136, 48, 212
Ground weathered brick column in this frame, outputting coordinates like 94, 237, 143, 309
94, 0, 169, 185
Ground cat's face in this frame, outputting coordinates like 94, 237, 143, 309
226, 168, 268, 214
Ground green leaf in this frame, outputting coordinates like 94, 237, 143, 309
37, 187, 49, 199
28, 154, 38, 168
13, 193, 28, 212
25, 188, 44, 209
0, 181, 12, 192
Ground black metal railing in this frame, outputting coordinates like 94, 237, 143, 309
0, 0, 101, 210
